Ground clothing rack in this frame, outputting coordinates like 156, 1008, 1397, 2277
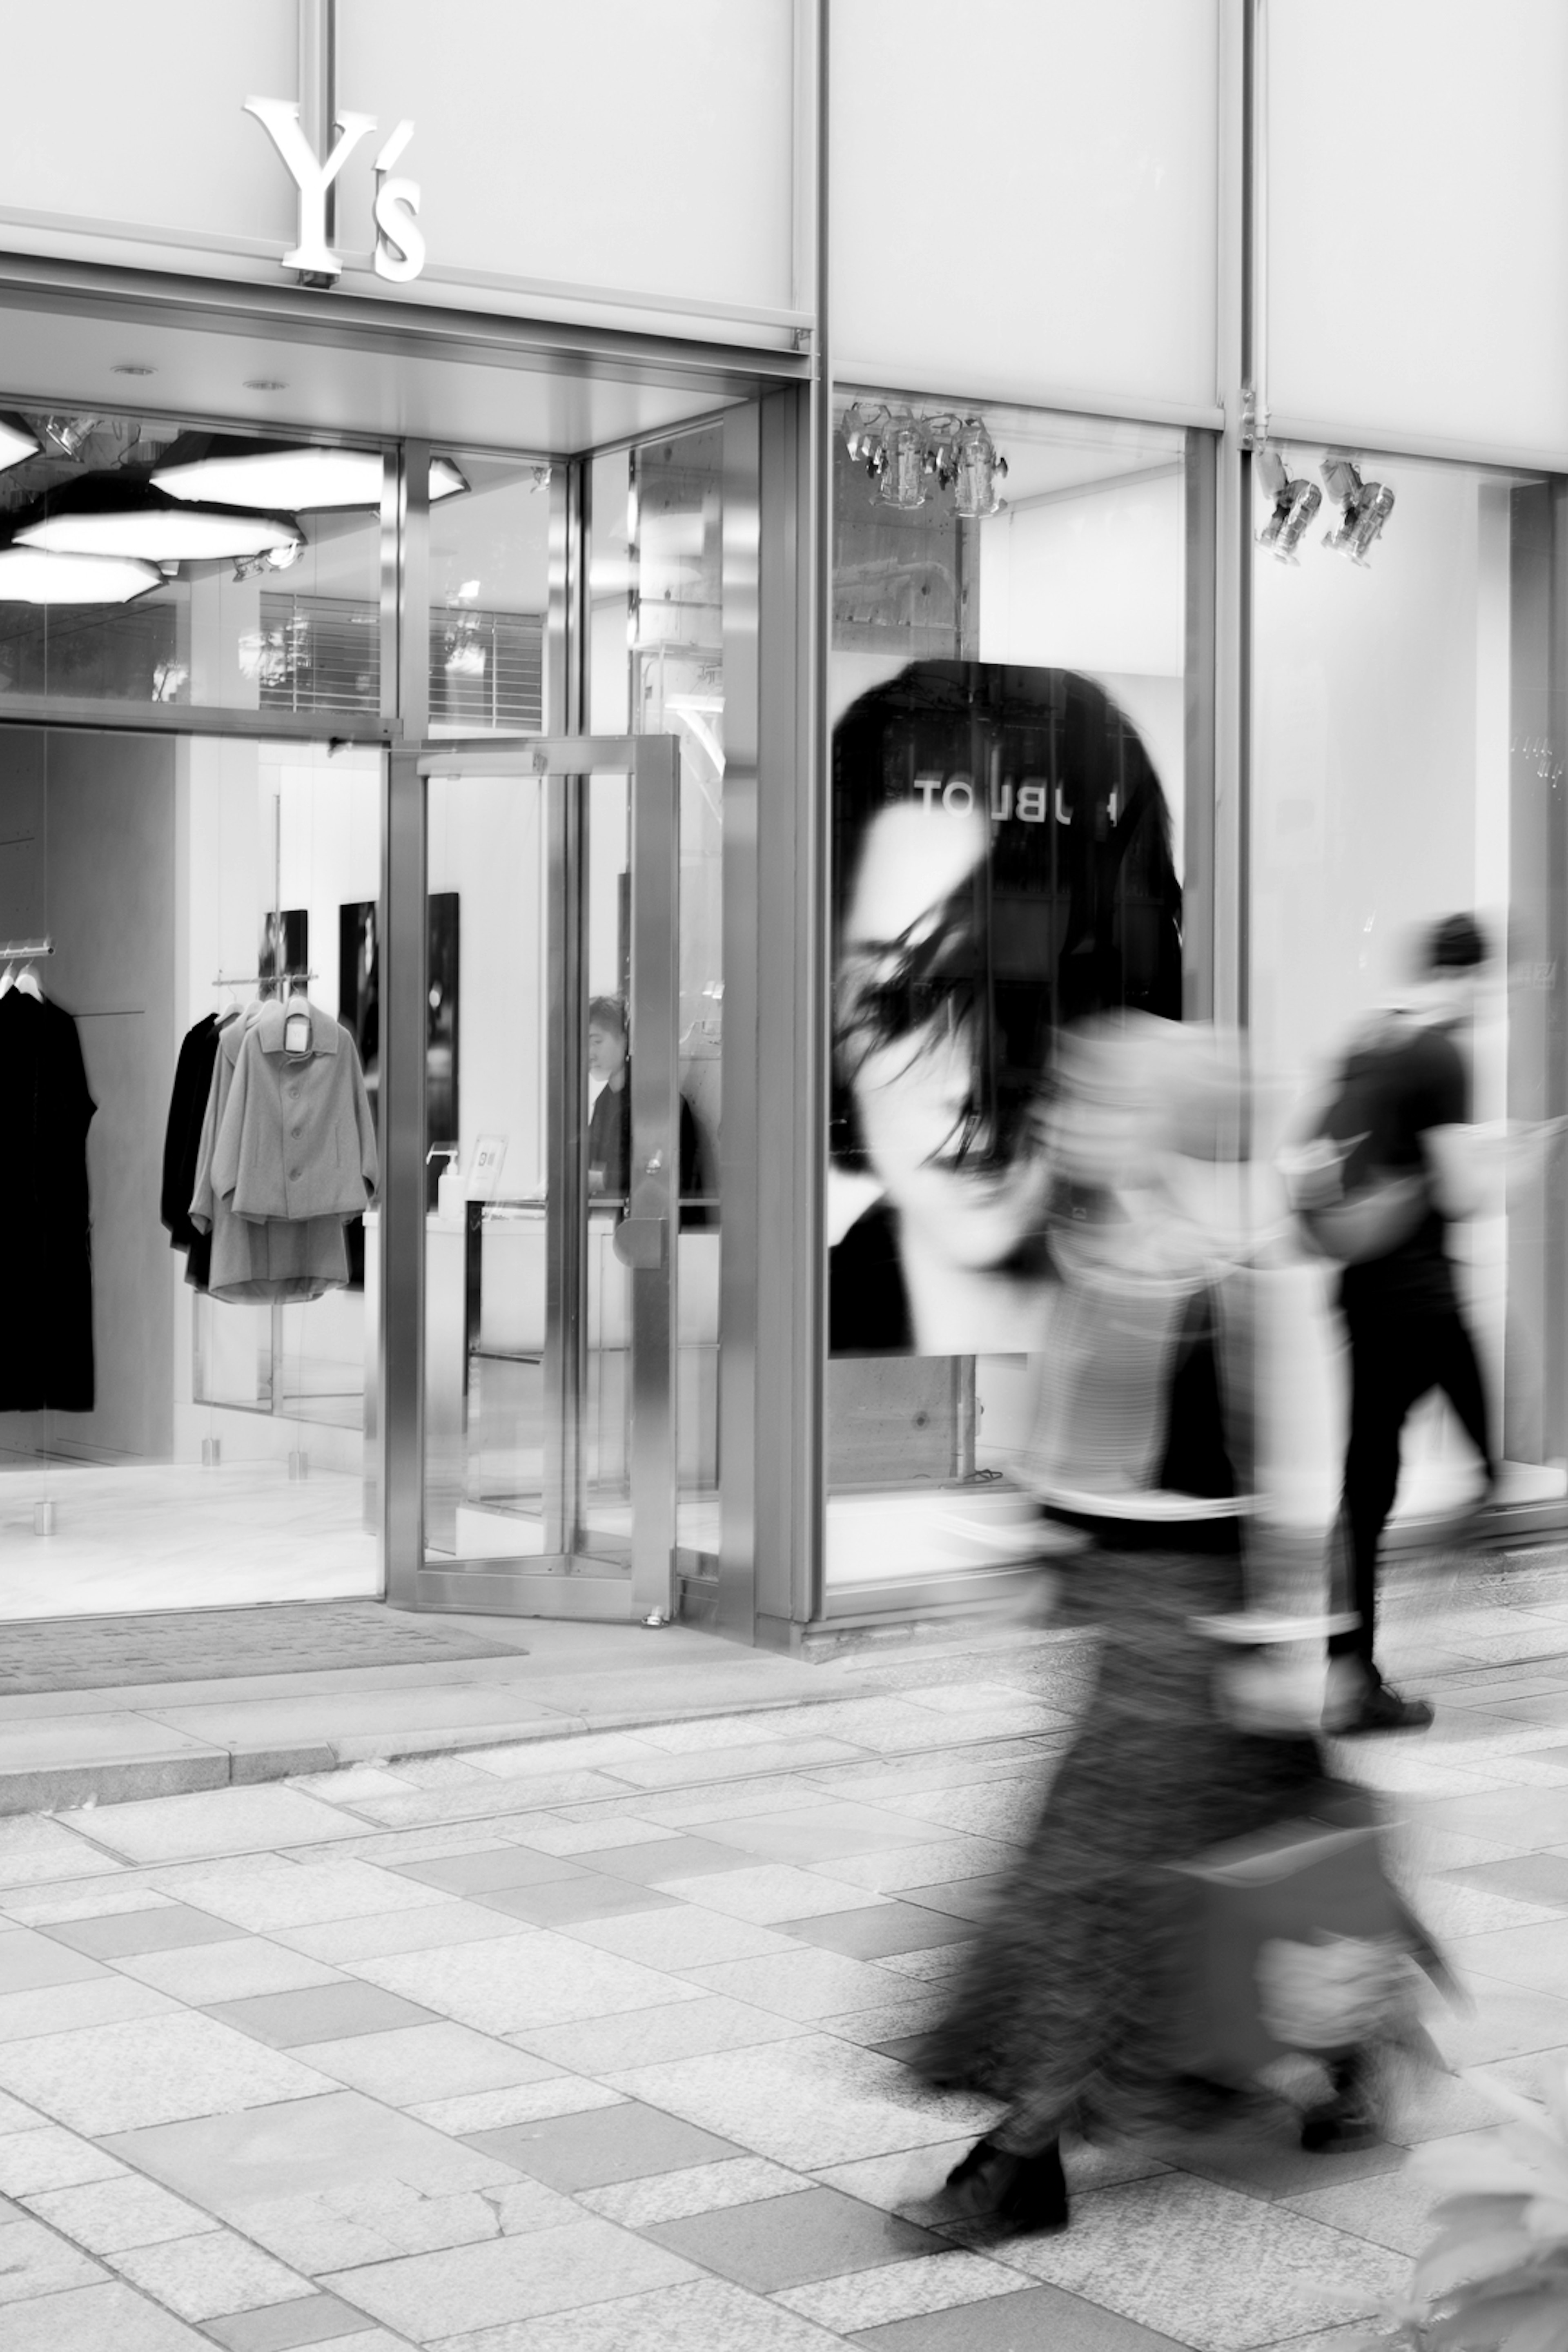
211, 967, 318, 986
0, 938, 53, 958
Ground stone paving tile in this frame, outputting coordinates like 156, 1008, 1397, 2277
1443, 1850, 1568, 1907
559, 1903, 797, 1971
662, 1863, 890, 1924
643, 2181, 944, 2291
510, 1993, 809, 2074
0, 2013, 334, 2135
810, 1837, 1015, 1893
103, 2090, 521, 2211
574, 1834, 766, 1883
597, 1738, 873, 1789
345, 1774, 634, 1827
276, 1900, 540, 1965
570, 1777, 826, 1827
205, 1982, 440, 2049
3, 1884, 181, 1924
114, 2230, 318, 2321
1447, 1915, 1568, 1992
847, 2285, 1189, 2349
4, 2278, 212, 2350
294, 2021, 559, 2105
115, 1939, 350, 2005
347, 1932, 705, 2034
699, 1802, 974, 1864
874, 1782, 1045, 1840
200, 2292, 381, 2350
23, 2169, 223, 2251
0, 2210, 108, 2301
0, 2120, 126, 2192
55, 1787, 365, 1863
1282, 2130, 1495, 2255
464, 2099, 740, 2190
503, 1816, 684, 1856
682, 1947, 924, 2023
776, 2248, 1031, 2332
779, 1902, 978, 1960
472, 1875, 682, 1930
818, 1996, 951, 2049
160, 1860, 451, 1933
40, 1902, 240, 1959
996, 2173, 1410, 2352
0, 1924, 109, 1992
0, 1973, 178, 2042
324, 2218, 700, 2337
604, 2035, 996, 2170
412, 2078, 624, 2133
428, 2273, 847, 2351
391, 1848, 588, 1896
577, 2154, 812, 2227
1429, 1979, 1568, 2066
0, 1816, 121, 1885
461, 1734, 670, 1780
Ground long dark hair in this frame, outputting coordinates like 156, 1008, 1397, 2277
831, 660, 1182, 1173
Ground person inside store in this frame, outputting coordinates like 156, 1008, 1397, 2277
585, 995, 708, 1223
829, 660, 1183, 1355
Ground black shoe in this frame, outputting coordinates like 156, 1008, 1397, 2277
1301, 2056, 1380, 2152
1338, 1679, 1433, 1737
947, 2136, 1069, 2236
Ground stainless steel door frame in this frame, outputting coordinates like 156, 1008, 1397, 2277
408, 735, 682, 1624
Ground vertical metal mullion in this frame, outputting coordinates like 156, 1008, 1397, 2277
717, 403, 762, 1639
1183, 428, 1219, 1024
380, 441, 430, 1606
544, 462, 587, 1559
298, 0, 336, 240
628, 735, 680, 1623
543, 768, 583, 1559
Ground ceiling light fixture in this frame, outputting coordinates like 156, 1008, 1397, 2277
1321, 456, 1394, 566
0, 547, 162, 604
840, 403, 1007, 517
151, 437, 468, 512
14, 476, 304, 566
1256, 445, 1322, 563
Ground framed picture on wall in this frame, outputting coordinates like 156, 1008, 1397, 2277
339, 892, 460, 1211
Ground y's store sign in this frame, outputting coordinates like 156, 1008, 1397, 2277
245, 99, 425, 287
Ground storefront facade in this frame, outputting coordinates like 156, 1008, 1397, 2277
1, 1, 1564, 1646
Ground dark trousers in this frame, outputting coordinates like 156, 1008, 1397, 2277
1329, 1292, 1494, 1671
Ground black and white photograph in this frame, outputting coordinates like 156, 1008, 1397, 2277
1, 9, 1567, 2351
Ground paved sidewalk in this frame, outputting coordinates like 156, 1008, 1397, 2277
0, 1613, 909, 1815
2, 1579, 1568, 2350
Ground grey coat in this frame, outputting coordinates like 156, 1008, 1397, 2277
213, 1000, 378, 1224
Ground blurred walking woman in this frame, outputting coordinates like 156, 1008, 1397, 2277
918, 1022, 1327, 2234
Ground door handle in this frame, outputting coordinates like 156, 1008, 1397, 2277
612, 1216, 667, 1270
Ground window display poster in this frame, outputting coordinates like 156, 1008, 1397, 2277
828, 659, 1182, 1358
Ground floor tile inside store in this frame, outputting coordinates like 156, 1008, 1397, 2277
2, 1573, 1568, 2351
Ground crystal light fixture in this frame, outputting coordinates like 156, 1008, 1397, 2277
15, 476, 304, 565
153, 438, 468, 511
0, 546, 161, 603
840, 403, 1008, 519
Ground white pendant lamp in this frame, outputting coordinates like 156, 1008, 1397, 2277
152, 439, 468, 511
14, 476, 304, 565
0, 547, 161, 603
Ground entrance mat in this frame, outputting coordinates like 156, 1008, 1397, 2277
0, 1602, 525, 1696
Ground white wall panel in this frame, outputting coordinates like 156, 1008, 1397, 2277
0, 2, 296, 243
831, 0, 1220, 412
337, 0, 799, 316
1267, 0, 1568, 455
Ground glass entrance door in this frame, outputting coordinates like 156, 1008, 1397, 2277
414, 735, 683, 1621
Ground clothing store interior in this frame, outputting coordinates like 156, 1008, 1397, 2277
0, 403, 633, 1617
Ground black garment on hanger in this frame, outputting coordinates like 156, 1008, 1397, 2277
161, 1013, 223, 1291
0, 989, 96, 1411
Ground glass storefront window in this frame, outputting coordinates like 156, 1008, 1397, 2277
824, 394, 1190, 1595
0, 726, 382, 1615
1250, 450, 1568, 1573
0, 410, 464, 721
428, 454, 554, 737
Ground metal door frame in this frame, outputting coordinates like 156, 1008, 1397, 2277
383, 733, 681, 1624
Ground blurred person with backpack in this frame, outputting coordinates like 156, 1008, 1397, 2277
1281, 915, 1519, 1736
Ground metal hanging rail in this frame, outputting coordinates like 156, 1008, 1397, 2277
0, 937, 53, 958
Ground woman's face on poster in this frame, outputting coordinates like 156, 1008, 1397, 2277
837, 801, 1049, 1268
